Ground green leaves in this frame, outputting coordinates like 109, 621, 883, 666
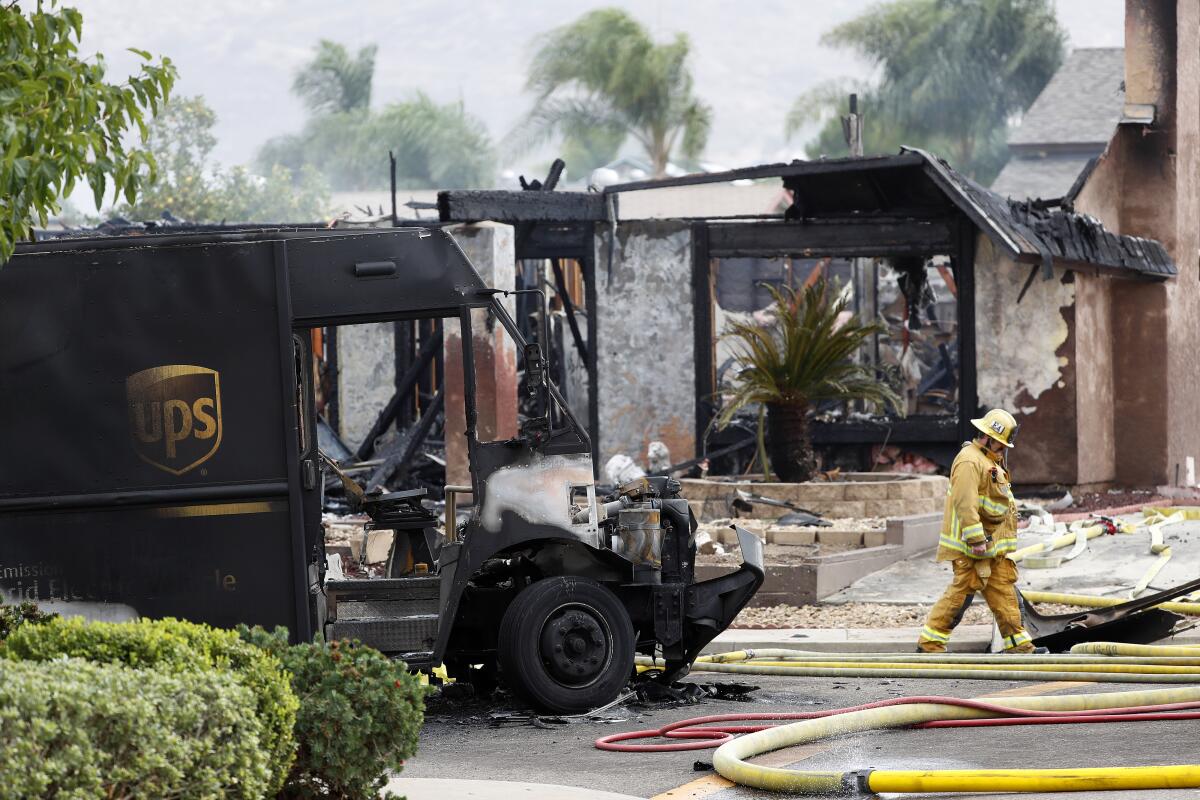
4, 615, 299, 795
717, 280, 902, 429
257, 91, 494, 192
255, 39, 494, 192
239, 625, 429, 799
0, 1, 175, 263
118, 95, 332, 222
509, 8, 711, 177
0, 658, 271, 800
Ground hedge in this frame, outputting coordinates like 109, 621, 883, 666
240, 626, 428, 800
0, 657, 270, 800
0, 600, 55, 639
2, 616, 298, 795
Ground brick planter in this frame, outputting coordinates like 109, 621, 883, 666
682, 472, 948, 522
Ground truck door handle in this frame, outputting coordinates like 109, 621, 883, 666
355, 260, 396, 277
302, 459, 317, 490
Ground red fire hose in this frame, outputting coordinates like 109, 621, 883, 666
595, 696, 1200, 753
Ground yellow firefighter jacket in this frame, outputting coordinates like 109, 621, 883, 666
937, 441, 1018, 561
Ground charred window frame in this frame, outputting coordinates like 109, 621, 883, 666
701, 217, 973, 469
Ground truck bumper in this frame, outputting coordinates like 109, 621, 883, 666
668, 527, 765, 679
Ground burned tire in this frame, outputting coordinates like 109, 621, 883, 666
497, 576, 634, 714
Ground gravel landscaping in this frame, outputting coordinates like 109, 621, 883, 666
731, 601, 1082, 629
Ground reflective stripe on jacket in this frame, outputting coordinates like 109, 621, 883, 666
937, 441, 1018, 562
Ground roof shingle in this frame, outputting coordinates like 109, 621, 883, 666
1009, 48, 1125, 148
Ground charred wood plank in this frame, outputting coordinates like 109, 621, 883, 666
519, 222, 593, 259
367, 389, 445, 491
438, 190, 606, 223
551, 259, 589, 365
707, 219, 956, 258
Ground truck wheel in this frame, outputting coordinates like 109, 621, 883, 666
497, 577, 634, 714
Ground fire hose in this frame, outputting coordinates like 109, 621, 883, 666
596, 695, 1200, 752
605, 646, 1200, 793
634, 648, 1200, 683
1020, 589, 1200, 616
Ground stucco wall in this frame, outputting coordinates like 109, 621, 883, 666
1166, 0, 1200, 487
974, 235, 1078, 484
1071, 273, 1117, 486
594, 220, 695, 470
1082, 0, 1199, 487
1070, 134, 1122, 487
336, 322, 395, 449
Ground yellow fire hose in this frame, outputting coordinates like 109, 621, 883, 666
637, 649, 1200, 683
712, 683, 1200, 794
697, 649, 1200, 665
1073, 642, 1200, 657
697, 503, 1200, 793
1009, 522, 1112, 564
1022, 589, 1200, 616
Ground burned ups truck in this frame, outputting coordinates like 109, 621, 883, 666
0, 227, 761, 712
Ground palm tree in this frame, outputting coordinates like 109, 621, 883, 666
292, 40, 378, 115
718, 282, 900, 483
786, 0, 1064, 183
510, 8, 711, 178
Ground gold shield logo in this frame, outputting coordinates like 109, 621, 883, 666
127, 365, 222, 475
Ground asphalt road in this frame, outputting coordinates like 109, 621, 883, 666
405, 674, 1200, 800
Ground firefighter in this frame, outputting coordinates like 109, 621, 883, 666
918, 408, 1037, 654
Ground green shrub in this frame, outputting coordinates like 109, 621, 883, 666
240, 626, 428, 799
0, 657, 270, 800
0, 601, 56, 639
2, 616, 298, 794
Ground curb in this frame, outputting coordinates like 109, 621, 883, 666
386, 778, 644, 800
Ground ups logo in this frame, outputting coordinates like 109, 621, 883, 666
127, 365, 222, 475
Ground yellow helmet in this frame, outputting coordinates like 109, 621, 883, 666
971, 408, 1018, 448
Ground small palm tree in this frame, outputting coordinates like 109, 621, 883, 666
718, 282, 900, 483
509, 8, 711, 177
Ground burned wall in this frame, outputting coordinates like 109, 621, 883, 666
336, 323, 395, 450
593, 220, 695, 471
443, 223, 517, 487
973, 234, 1078, 484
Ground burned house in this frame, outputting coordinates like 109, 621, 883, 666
323, 0, 1196, 492
424, 149, 1174, 487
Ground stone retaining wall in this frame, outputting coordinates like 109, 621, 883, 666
699, 513, 943, 606
683, 472, 948, 521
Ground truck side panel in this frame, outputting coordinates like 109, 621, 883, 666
0, 240, 300, 631
0, 501, 296, 628
0, 241, 287, 498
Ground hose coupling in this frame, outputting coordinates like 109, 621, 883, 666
841, 770, 874, 794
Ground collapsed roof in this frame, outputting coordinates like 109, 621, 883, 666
440, 148, 1175, 281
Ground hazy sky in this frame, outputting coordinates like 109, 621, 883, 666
66, 0, 1125, 185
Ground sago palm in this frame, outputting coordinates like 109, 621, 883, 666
718, 281, 900, 482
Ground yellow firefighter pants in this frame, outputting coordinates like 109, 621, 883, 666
918, 555, 1033, 653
